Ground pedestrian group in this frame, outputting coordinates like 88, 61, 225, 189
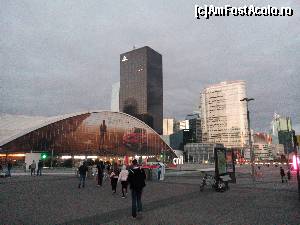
77, 159, 146, 219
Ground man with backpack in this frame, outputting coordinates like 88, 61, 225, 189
127, 159, 146, 218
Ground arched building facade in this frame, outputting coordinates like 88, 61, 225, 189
0, 111, 176, 162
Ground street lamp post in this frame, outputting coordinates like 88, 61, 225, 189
241, 97, 255, 182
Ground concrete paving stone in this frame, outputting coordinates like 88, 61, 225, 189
0, 165, 299, 225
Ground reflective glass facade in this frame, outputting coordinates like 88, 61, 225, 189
2, 111, 175, 160
119, 46, 163, 134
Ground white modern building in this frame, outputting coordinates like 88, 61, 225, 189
163, 118, 175, 135
178, 120, 189, 130
200, 80, 249, 148
111, 82, 120, 112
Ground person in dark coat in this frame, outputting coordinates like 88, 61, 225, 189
37, 160, 43, 176
127, 159, 146, 218
7, 160, 12, 177
97, 161, 105, 186
280, 167, 287, 183
157, 164, 162, 181
78, 161, 88, 188
110, 167, 119, 193
287, 169, 291, 180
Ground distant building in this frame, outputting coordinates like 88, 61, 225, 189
178, 120, 189, 130
296, 135, 300, 148
270, 113, 294, 153
253, 143, 272, 161
253, 132, 272, 144
252, 143, 284, 161
184, 143, 224, 163
270, 144, 285, 160
111, 82, 120, 112
119, 46, 163, 134
200, 80, 248, 148
253, 132, 272, 160
270, 113, 292, 144
185, 113, 202, 143
169, 129, 193, 150
278, 130, 295, 154
253, 132, 285, 160
163, 118, 175, 135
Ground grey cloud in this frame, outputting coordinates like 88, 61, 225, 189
1, 0, 299, 132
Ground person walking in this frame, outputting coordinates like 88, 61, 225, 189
280, 167, 287, 183
37, 160, 43, 176
157, 164, 162, 181
128, 159, 146, 218
287, 169, 291, 180
78, 161, 88, 188
118, 165, 129, 198
96, 161, 105, 186
30, 160, 36, 176
110, 167, 119, 194
7, 160, 12, 177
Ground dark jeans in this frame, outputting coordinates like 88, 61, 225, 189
7, 168, 11, 177
131, 189, 143, 217
98, 174, 103, 186
281, 175, 287, 183
79, 175, 86, 187
121, 181, 128, 196
31, 168, 36, 176
111, 178, 118, 192
37, 168, 42, 176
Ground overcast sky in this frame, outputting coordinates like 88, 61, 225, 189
1, 0, 299, 133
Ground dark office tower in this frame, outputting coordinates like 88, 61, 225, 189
120, 46, 163, 134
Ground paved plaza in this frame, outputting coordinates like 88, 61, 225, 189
0, 165, 299, 225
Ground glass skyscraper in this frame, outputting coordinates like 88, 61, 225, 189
270, 113, 294, 153
119, 46, 163, 134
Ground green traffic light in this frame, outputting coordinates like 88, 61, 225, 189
41, 154, 47, 159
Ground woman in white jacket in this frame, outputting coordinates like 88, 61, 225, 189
118, 165, 129, 198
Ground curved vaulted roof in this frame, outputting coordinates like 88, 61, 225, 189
0, 112, 91, 147
0, 111, 175, 158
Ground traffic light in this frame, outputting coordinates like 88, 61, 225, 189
41, 153, 47, 160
